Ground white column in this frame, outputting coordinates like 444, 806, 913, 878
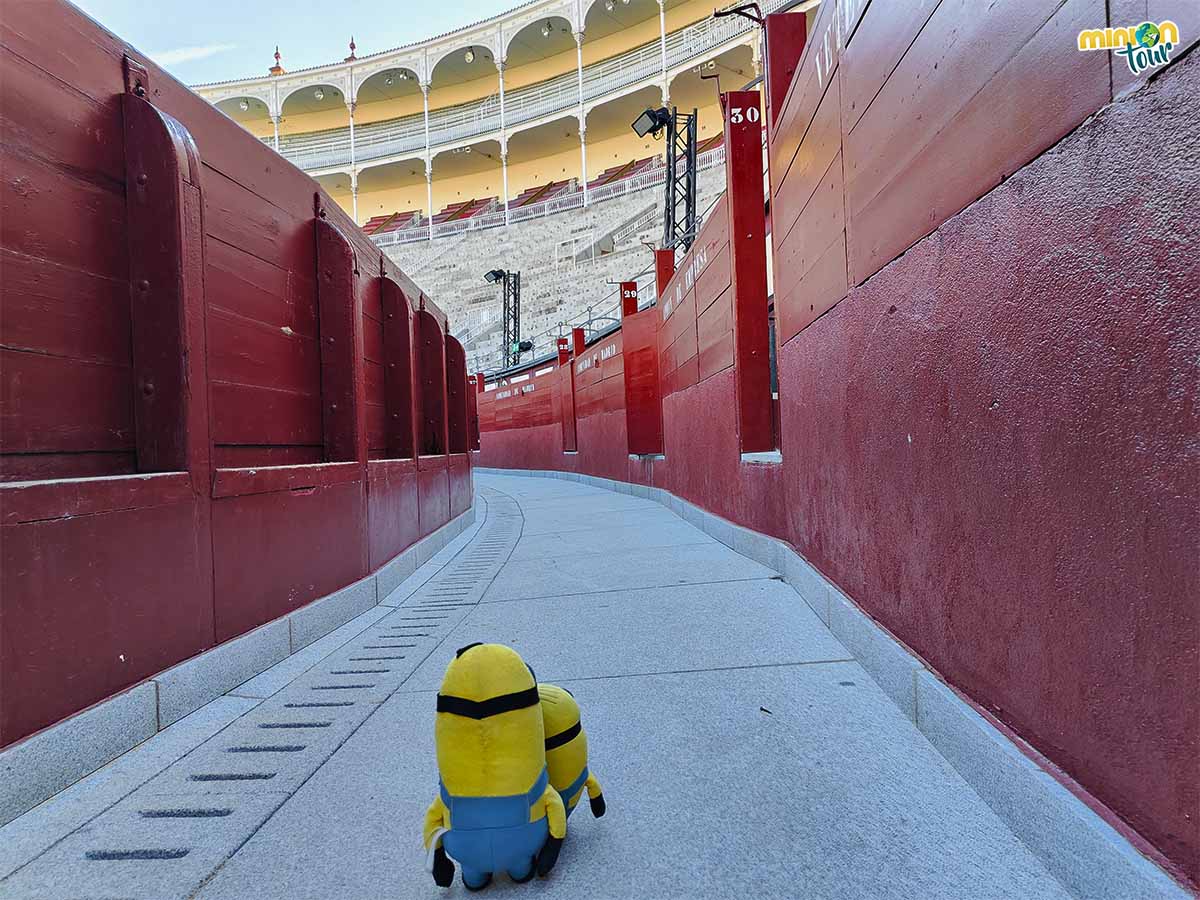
350, 170, 359, 223
501, 146, 510, 226
579, 120, 589, 207
422, 82, 434, 240
497, 61, 509, 225
575, 31, 589, 206
658, 0, 670, 105
346, 100, 357, 170
425, 162, 434, 241
272, 115, 280, 151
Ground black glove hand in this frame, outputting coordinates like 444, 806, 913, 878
536, 836, 563, 877
589, 793, 607, 818
432, 845, 454, 887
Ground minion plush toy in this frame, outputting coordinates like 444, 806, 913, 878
538, 683, 606, 819
423, 643, 566, 891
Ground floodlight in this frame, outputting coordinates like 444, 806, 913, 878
632, 106, 671, 138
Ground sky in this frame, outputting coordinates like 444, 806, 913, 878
73, 0, 522, 85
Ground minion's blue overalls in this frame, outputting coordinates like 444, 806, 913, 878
440, 769, 551, 887
557, 766, 591, 818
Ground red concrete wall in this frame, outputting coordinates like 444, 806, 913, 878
476, 5, 1198, 886
0, 4, 470, 748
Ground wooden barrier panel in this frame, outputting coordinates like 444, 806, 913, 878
0, 1, 469, 747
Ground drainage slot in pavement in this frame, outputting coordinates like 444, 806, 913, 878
139, 809, 232, 819
330, 669, 390, 674
397, 616, 449, 621
350, 655, 406, 661
226, 745, 306, 753
86, 849, 189, 861
285, 701, 354, 708
312, 684, 374, 690
190, 773, 276, 782
362, 644, 417, 649
259, 722, 331, 728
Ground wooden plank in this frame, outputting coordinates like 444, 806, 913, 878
0, 45, 124, 183
0, 349, 132, 453
211, 481, 365, 642
839, 0, 942, 134
211, 461, 360, 500
207, 307, 321, 396
417, 310, 448, 456
769, 0, 841, 188
777, 230, 848, 344
210, 382, 321, 446
315, 217, 368, 465
773, 72, 843, 246
446, 336, 469, 454
697, 285, 734, 381
0, 247, 130, 365
0, 471, 191, 524
203, 166, 315, 276
0, 148, 126, 281
205, 238, 316, 338
0, 451, 136, 483
212, 445, 323, 468
381, 278, 417, 459
846, 0, 1110, 283
362, 318, 385, 364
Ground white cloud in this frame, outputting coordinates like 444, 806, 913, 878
149, 43, 237, 66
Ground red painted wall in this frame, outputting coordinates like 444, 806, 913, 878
0, 4, 470, 748
476, 5, 1198, 886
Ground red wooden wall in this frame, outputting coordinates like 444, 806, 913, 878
475, 1, 1198, 888
0, 3, 471, 748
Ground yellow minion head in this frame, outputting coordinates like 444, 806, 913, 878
435, 643, 546, 798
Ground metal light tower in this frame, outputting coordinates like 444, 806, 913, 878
631, 105, 698, 252
663, 107, 698, 252
486, 268, 522, 368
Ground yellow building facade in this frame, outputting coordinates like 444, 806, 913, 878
194, 0, 783, 230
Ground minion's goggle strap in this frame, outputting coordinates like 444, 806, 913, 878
436, 687, 540, 719
544, 719, 581, 750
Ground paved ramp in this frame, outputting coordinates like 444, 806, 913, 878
0, 475, 1072, 899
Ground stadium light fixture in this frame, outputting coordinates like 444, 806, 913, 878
484, 269, 506, 284
632, 106, 672, 139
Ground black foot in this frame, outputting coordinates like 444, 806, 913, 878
463, 872, 493, 892
509, 859, 537, 884
590, 793, 607, 818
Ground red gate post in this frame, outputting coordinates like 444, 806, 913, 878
558, 336, 577, 452
723, 90, 774, 454
763, 12, 809, 128
655, 248, 675, 300
620, 281, 664, 455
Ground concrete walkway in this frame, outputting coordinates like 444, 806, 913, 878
0, 474, 1075, 899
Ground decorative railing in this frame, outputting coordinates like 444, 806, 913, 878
268, 3, 779, 171
372, 144, 725, 247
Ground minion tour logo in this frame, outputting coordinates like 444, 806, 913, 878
1077, 21, 1180, 75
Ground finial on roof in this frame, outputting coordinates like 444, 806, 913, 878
345, 36, 357, 62
269, 45, 285, 76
